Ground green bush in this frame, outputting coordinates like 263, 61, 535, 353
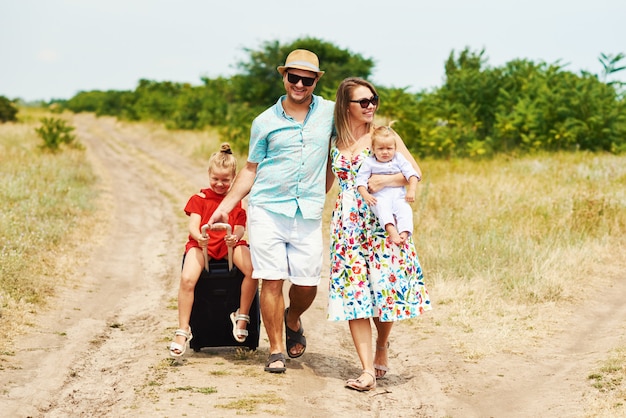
35, 117, 77, 151
0, 95, 18, 122
57, 39, 626, 158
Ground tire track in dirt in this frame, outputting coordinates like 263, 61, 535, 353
0, 114, 192, 417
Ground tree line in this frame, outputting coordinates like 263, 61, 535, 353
51, 38, 626, 158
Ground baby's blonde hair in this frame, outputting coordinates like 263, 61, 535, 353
208, 143, 237, 176
371, 120, 399, 148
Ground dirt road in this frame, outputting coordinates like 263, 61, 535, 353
1, 114, 623, 417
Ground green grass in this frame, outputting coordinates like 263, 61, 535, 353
215, 391, 284, 414
589, 348, 626, 391
587, 347, 626, 416
169, 385, 218, 394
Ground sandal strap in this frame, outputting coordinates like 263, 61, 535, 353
362, 370, 376, 381
374, 363, 389, 372
234, 309, 250, 323
266, 352, 286, 366
170, 342, 184, 351
236, 314, 250, 323
174, 328, 192, 340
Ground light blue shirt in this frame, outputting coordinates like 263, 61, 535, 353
248, 94, 335, 219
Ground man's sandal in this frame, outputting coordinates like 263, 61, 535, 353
284, 307, 306, 358
345, 370, 376, 392
230, 309, 250, 343
264, 352, 287, 373
169, 327, 193, 358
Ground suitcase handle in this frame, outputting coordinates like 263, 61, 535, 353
200, 223, 233, 271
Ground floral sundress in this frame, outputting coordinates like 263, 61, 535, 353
327, 146, 432, 322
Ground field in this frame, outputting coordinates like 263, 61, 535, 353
1, 111, 625, 417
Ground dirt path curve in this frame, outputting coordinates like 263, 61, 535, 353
1, 114, 624, 417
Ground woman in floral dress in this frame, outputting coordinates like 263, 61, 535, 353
328, 78, 432, 391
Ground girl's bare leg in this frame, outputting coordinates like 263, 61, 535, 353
233, 245, 257, 332
173, 247, 204, 352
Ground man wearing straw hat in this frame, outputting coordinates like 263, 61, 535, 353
209, 49, 334, 373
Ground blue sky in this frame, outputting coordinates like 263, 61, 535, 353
1, 0, 624, 102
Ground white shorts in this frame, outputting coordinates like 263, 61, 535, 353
248, 205, 322, 286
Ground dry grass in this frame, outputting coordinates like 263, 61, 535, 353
0, 109, 98, 346
106, 118, 227, 167
414, 153, 626, 356
410, 153, 626, 412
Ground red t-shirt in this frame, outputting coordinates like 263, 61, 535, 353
184, 188, 248, 260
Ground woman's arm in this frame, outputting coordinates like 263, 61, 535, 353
367, 172, 405, 193
396, 135, 422, 177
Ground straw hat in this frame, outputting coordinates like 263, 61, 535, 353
277, 49, 325, 77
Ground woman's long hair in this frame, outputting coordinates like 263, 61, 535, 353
333, 77, 379, 149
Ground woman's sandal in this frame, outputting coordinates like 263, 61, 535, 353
345, 370, 376, 392
230, 309, 250, 343
374, 341, 390, 378
169, 327, 193, 358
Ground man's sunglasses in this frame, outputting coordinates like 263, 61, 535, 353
350, 95, 379, 108
286, 72, 317, 87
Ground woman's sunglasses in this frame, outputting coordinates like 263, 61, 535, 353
350, 95, 379, 108
286, 72, 316, 87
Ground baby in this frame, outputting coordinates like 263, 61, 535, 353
356, 123, 420, 245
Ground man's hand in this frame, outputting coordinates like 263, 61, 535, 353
207, 208, 229, 226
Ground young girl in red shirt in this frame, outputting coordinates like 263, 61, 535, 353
170, 143, 256, 358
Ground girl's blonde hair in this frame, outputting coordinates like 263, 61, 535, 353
371, 120, 399, 148
208, 143, 237, 176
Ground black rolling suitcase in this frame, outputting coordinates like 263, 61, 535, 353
188, 224, 260, 351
